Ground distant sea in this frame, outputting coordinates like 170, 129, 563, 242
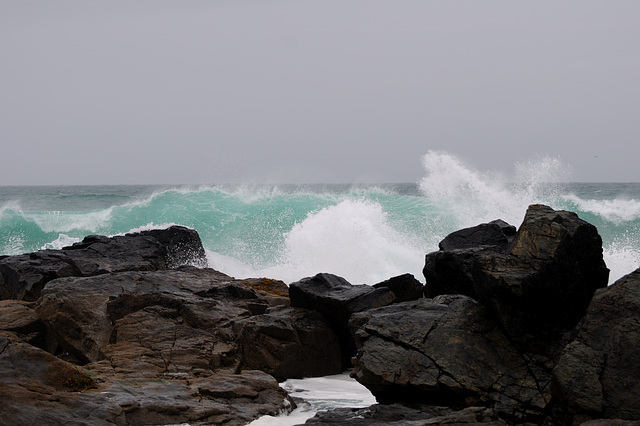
1, 152, 639, 285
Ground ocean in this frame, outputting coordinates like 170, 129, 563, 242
1, 152, 639, 286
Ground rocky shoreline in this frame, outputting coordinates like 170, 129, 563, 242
1, 205, 639, 425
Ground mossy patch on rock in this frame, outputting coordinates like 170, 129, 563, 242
61, 368, 97, 392
243, 278, 289, 297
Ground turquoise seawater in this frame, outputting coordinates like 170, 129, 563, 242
2, 153, 639, 285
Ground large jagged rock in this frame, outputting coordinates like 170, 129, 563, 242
0, 225, 208, 301
424, 219, 516, 299
346, 206, 640, 425
34, 267, 340, 379
424, 205, 609, 341
350, 295, 549, 423
289, 272, 423, 369
552, 268, 640, 423
0, 260, 342, 424
289, 273, 394, 368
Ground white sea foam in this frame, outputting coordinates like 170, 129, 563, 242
416, 151, 640, 282
208, 199, 427, 285
120, 222, 182, 235
278, 199, 424, 283
249, 372, 376, 426
28, 208, 114, 234
205, 250, 257, 279
205, 152, 580, 285
604, 231, 640, 283
41, 234, 81, 250
418, 150, 568, 229
561, 194, 640, 224
1, 233, 27, 256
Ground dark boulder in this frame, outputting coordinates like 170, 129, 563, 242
424, 246, 492, 299
438, 219, 516, 251
476, 205, 609, 340
372, 273, 425, 301
238, 305, 342, 381
0, 250, 78, 301
424, 205, 609, 341
137, 225, 207, 268
552, 268, 640, 422
349, 295, 548, 422
423, 220, 516, 298
289, 273, 396, 369
0, 300, 46, 348
34, 267, 339, 380
344, 206, 640, 425
0, 229, 348, 425
0, 225, 208, 301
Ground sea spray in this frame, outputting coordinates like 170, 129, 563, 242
418, 151, 569, 229
1, 152, 639, 284
271, 199, 424, 284
205, 192, 432, 284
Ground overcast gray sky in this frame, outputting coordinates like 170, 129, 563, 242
1, 1, 639, 185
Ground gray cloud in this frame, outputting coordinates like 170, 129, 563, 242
1, 1, 639, 184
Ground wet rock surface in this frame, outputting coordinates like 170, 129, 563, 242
0, 228, 339, 424
0, 225, 208, 301
343, 205, 637, 425
289, 272, 424, 369
424, 205, 610, 342
305, 403, 507, 425
1, 207, 639, 425
552, 268, 640, 422
349, 295, 549, 423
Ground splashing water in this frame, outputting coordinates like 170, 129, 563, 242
1, 152, 638, 284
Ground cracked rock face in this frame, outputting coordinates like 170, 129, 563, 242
0, 329, 290, 426
1, 265, 341, 424
552, 268, 640, 421
424, 205, 609, 342
350, 295, 549, 421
